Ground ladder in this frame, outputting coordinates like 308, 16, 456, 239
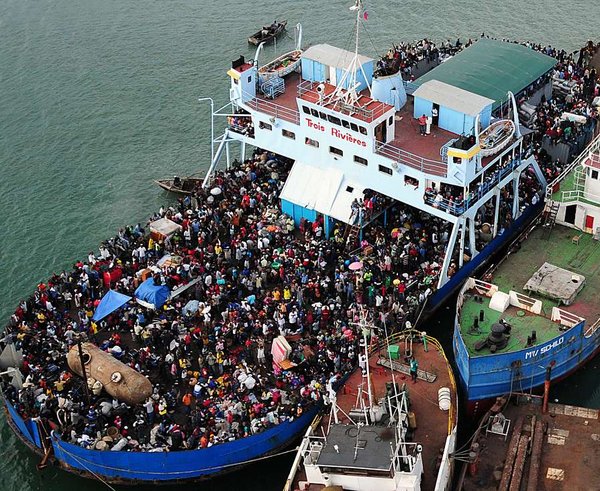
344, 224, 360, 250
542, 200, 560, 237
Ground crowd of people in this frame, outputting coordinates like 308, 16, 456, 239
227, 110, 255, 138
2, 147, 449, 454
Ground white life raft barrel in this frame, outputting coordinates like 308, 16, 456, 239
438, 387, 451, 411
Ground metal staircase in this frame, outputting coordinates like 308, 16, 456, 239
542, 200, 560, 237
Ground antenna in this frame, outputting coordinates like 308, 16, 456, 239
330, 0, 372, 107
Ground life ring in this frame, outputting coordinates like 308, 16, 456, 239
111, 372, 123, 383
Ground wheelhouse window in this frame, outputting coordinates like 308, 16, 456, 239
282, 129, 295, 140
354, 155, 368, 166
259, 121, 272, 131
302, 106, 311, 115
359, 126, 367, 135
330, 146, 343, 157
328, 115, 342, 126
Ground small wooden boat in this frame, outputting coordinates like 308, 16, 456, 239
258, 49, 302, 82
478, 119, 516, 157
154, 175, 204, 195
248, 20, 287, 46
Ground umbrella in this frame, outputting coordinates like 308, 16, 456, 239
210, 187, 222, 196
348, 261, 363, 271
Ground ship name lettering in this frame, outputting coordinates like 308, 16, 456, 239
331, 127, 367, 147
305, 118, 325, 132
524, 336, 564, 359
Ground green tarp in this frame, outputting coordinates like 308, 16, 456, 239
414, 39, 556, 110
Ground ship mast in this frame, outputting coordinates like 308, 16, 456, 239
330, 0, 372, 106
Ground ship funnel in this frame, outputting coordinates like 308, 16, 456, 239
372, 72, 406, 110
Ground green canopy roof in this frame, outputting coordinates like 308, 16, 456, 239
414, 39, 556, 110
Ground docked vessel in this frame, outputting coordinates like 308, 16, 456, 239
454, 134, 600, 416
456, 394, 600, 490
284, 321, 458, 491
211, 0, 560, 319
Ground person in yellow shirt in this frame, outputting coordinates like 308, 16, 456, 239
273, 289, 281, 302
283, 286, 291, 301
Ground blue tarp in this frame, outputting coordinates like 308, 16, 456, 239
134, 278, 170, 309
92, 290, 132, 321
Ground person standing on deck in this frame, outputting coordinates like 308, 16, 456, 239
431, 107, 439, 126
418, 114, 427, 135
410, 357, 419, 383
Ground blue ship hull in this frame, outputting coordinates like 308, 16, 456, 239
3, 398, 320, 483
453, 319, 600, 411
426, 201, 544, 314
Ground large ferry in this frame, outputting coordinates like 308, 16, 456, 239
454, 134, 600, 416
209, 0, 559, 318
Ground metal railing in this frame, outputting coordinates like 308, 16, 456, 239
545, 132, 600, 199
423, 158, 521, 214
245, 97, 300, 125
375, 141, 447, 176
559, 189, 600, 204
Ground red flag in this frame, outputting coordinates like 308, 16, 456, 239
363, 11, 369, 20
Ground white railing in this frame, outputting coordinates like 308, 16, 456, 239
551, 307, 585, 328
375, 141, 448, 177
297, 80, 389, 122
585, 317, 600, 337
473, 278, 498, 297
545, 132, 600, 199
559, 188, 600, 205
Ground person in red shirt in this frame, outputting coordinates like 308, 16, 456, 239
418, 114, 427, 135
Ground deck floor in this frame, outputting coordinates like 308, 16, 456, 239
492, 224, 600, 324
253, 71, 456, 173
460, 224, 600, 356
462, 397, 600, 491
460, 301, 561, 356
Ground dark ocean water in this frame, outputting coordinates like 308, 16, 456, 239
0, 1, 598, 489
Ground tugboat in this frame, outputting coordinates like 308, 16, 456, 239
284, 312, 458, 491
454, 134, 600, 417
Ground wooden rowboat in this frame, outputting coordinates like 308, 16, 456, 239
248, 20, 287, 46
478, 119, 516, 157
154, 175, 204, 195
